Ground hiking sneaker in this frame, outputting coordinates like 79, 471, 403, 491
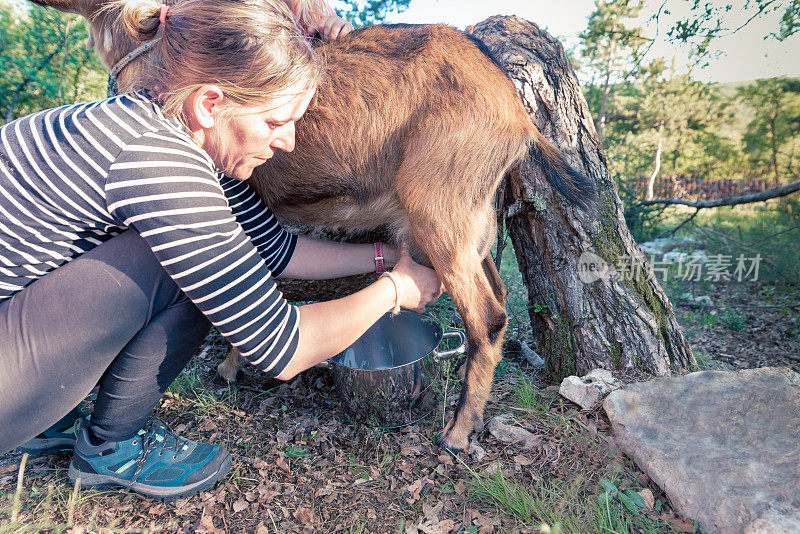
68, 417, 231, 501
18, 396, 95, 455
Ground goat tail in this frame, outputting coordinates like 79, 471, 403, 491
530, 134, 598, 213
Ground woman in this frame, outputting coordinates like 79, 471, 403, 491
0, 0, 441, 499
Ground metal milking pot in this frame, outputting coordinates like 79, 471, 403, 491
317, 310, 467, 428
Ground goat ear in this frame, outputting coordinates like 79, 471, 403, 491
28, 0, 100, 16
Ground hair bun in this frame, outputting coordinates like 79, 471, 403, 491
117, 0, 162, 42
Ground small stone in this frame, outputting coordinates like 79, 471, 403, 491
663, 250, 709, 264
680, 293, 713, 305
637, 488, 655, 511
467, 439, 486, 461
559, 368, 620, 410
638, 235, 699, 256
486, 415, 541, 449
744, 504, 800, 534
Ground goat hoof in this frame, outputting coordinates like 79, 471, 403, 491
216, 362, 241, 383
441, 418, 469, 453
439, 441, 463, 455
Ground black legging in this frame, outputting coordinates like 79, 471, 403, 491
0, 230, 211, 454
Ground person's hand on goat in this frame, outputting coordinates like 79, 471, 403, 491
388, 244, 444, 313
316, 14, 353, 40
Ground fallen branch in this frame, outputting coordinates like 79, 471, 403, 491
635, 179, 800, 208
747, 224, 800, 247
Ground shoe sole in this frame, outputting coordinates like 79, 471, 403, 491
67, 450, 232, 501
18, 437, 76, 456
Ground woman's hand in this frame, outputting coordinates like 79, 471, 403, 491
317, 15, 353, 39
389, 245, 444, 312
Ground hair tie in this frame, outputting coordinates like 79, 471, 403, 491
159, 3, 168, 25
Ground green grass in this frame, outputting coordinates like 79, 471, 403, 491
166, 360, 239, 419
721, 306, 747, 331
504, 372, 552, 415
594, 478, 681, 534
691, 350, 718, 371
0, 472, 152, 533
463, 461, 590, 530
459, 461, 677, 534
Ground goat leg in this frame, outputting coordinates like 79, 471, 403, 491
422, 244, 508, 452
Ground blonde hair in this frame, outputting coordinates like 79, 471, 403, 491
107, 0, 323, 117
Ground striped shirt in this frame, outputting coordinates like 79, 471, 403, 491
0, 92, 299, 377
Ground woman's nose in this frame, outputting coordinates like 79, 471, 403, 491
271, 123, 295, 153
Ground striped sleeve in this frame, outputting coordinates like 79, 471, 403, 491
104, 132, 299, 377
218, 174, 296, 277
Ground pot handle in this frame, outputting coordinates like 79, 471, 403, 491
433, 330, 467, 362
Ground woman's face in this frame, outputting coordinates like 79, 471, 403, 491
202, 82, 316, 180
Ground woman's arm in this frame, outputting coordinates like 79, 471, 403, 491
278, 235, 399, 280
275, 246, 442, 380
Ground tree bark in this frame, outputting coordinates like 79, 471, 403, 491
469, 16, 695, 379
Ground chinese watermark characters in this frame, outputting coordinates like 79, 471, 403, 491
578, 251, 762, 284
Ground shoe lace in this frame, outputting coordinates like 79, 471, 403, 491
127, 416, 187, 488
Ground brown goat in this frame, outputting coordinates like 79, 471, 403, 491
31, 0, 595, 451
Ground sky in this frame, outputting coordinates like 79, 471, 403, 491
345, 0, 800, 84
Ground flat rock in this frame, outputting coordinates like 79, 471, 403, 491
638, 235, 700, 256
663, 249, 710, 264
680, 293, 713, 305
559, 368, 620, 410
603, 367, 800, 534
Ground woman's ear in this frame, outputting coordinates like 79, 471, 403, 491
183, 85, 225, 130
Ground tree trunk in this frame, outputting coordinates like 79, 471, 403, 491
596, 57, 613, 144
769, 113, 780, 183
469, 16, 694, 379
646, 123, 664, 201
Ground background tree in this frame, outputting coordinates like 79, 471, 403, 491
331, 0, 410, 27
0, 0, 413, 120
578, 0, 648, 143
606, 60, 736, 186
738, 77, 800, 181
0, 1, 106, 123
